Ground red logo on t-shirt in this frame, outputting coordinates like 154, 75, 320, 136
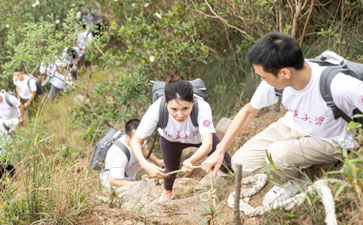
203, 120, 211, 127
361, 96, 363, 104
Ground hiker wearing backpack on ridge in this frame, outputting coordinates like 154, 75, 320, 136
130, 75, 233, 202
13, 68, 39, 119
100, 119, 164, 188
0, 91, 24, 137
201, 32, 363, 206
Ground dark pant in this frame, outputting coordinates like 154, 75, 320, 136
160, 134, 232, 191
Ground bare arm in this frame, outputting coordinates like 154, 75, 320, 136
18, 104, 24, 123
108, 177, 134, 188
16, 87, 20, 100
130, 135, 166, 178
201, 103, 260, 175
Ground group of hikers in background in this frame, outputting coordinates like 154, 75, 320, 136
1, 5, 362, 207
0, 5, 100, 182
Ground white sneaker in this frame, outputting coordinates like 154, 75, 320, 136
263, 180, 305, 207
217, 170, 229, 177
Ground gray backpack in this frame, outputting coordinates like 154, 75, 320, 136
0, 91, 15, 107
90, 128, 130, 171
151, 78, 208, 129
275, 50, 363, 124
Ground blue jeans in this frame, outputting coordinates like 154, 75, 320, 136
48, 85, 61, 101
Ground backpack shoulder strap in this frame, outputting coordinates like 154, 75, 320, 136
4, 93, 14, 107
320, 66, 352, 123
157, 97, 169, 129
190, 98, 199, 127
112, 140, 131, 163
274, 88, 283, 113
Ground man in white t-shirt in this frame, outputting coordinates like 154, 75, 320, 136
62, 47, 82, 80
77, 26, 93, 67
0, 91, 24, 137
44, 60, 72, 101
100, 119, 164, 189
13, 69, 37, 117
201, 32, 363, 205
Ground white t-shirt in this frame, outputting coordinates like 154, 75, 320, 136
77, 31, 93, 50
0, 93, 20, 119
250, 61, 363, 148
13, 75, 37, 100
40, 63, 56, 75
62, 47, 82, 65
100, 135, 139, 188
136, 98, 216, 144
50, 71, 67, 89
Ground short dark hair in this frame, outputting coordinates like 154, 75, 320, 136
247, 32, 305, 76
125, 119, 140, 136
14, 66, 24, 73
164, 75, 194, 103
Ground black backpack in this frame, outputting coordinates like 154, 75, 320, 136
151, 78, 208, 129
274, 50, 363, 124
27, 76, 43, 95
90, 128, 130, 171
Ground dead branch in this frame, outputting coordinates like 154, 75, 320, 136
233, 164, 243, 225
202, 0, 255, 42
299, 0, 316, 46
291, 0, 303, 37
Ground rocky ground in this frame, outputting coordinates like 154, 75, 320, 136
83, 106, 284, 225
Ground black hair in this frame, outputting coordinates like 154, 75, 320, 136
14, 66, 23, 73
164, 75, 194, 103
67, 48, 77, 58
247, 32, 305, 76
125, 119, 140, 137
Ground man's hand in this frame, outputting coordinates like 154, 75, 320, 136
201, 146, 225, 176
142, 161, 166, 179
24, 102, 30, 109
19, 118, 24, 124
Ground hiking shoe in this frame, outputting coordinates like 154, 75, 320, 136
262, 180, 305, 207
158, 190, 175, 202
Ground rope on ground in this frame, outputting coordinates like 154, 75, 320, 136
227, 174, 337, 225
199, 171, 218, 207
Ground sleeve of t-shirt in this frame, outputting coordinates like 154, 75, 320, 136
40, 63, 46, 74
107, 148, 128, 180
76, 11, 82, 19
74, 47, 82, 57
135, 99, 160, 139
331, 73, 363, 114
29, 78, 37, 92
250, 81, 278, 110
197, 99, 216, 134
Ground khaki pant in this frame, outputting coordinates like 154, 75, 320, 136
231, 120, 341, 179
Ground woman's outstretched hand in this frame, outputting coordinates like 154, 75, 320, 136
142, 161, 167, 179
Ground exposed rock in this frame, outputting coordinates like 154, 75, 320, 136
216, 117, 232, 139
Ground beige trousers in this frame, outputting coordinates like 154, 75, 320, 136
231, 120, 342, 179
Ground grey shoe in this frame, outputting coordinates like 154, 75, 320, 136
263, 179, 306, 207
